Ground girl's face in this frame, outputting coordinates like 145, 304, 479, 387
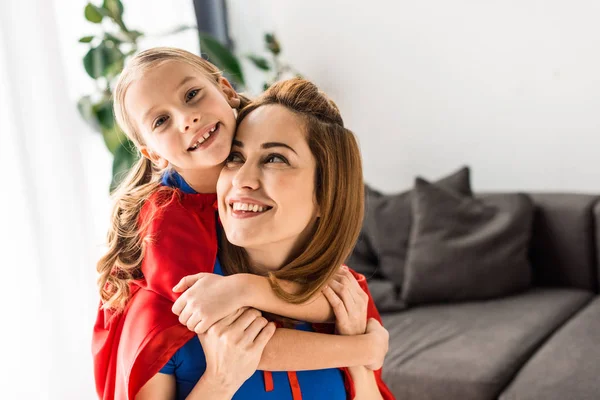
125, 60, 239, 172
217, 105, 320, 270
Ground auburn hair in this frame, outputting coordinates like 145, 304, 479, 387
97, 47, 249, 312
220, 78, 364, 304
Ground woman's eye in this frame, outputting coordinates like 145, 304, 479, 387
226, 153, 244, 164
186, 89, 199, 102
265, 154, 288, 164
154, 116, 168, 129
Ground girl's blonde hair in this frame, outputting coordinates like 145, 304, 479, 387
97, 47, 249, 312
220, 78, 365, 304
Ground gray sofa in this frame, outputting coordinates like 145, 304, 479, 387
354, 191, 600, 400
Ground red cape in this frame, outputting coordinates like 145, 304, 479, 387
92, 189, 394, 399
92, 190, 218, 399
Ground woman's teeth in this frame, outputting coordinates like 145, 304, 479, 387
188, 124, 218, 151
232, 202, 268, 212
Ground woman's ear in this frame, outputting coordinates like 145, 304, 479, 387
219, 77, 241, 109
140, 146, 169, 169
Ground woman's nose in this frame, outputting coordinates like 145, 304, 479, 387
232, 163, 260, 190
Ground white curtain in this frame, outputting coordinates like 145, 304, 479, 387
0, 0, 202, 398
0, 1, 99, 399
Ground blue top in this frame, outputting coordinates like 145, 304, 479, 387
159, 170, 346, 399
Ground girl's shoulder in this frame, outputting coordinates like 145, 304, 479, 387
138, 187, 217, 236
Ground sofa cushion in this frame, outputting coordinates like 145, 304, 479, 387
499, 296, 600, 400
381, 288, 592, 400
346, 184, 383, 278
530, 193, 599, 292
402, 179, 533, 305
365, 166, 472, 288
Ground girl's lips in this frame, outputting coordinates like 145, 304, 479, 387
188, 123, 220, 152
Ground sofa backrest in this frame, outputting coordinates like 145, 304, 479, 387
526, 193, 599, 293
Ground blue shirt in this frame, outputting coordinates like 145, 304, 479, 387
159, 170, 346, 399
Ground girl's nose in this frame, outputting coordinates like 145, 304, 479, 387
184, 118, 199, 132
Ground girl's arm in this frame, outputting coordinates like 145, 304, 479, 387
258, 326, 386, 371
172, 269, 389, 372
172, 271, 336, 335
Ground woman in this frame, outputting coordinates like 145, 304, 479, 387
167, 78, 394, 399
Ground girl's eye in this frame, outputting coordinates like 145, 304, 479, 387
154, 116, 169, 129
226, 152, 244, 165
186, 89, 199, 102
265, 154, 288, 164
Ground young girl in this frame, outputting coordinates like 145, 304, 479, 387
92, 48, 388, 399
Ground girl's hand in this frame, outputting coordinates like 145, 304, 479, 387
322, 266, 369, 336
198, 308, 276, 392
172, 273, 247, 334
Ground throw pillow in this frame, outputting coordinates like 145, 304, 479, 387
365, 166, 472, 288
402, 178, 533, 305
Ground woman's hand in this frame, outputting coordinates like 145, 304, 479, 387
322, 266, 389, 370
198, 307, 276, 394
322, 266, 369, 335
172, 273, 247, 334
363, 318, 389, 371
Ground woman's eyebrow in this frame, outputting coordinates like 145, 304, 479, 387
262, 142, 297, 154
232, 140, 297, 155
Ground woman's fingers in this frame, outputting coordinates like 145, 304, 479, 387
329, 277, 357, 307
208, 307, 247, 334
323, 284, 349, 325
231, 308, 263, 331
252, 322, 276, 349
241, 315, 269, 345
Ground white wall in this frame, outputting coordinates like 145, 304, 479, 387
227, 0, 600, 193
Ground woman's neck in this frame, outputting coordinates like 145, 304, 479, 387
176, 164, 223, 193
244, 221, 318, 275
245, 245, 293, 275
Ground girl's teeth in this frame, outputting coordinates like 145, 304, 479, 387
203, 132, 210, 139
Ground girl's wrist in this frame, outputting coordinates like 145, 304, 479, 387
234, 273, 257, 308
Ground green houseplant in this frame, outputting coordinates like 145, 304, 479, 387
77, 0, 299, 191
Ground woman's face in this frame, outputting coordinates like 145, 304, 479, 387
125, 60, 238, 171
217, 104, 320, 268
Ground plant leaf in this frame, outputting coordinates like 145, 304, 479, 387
104, 32, 124, 44
84, 3, 104, 23
94, 98, 115, 131
83, 46, 105, 79
110, 139, 139, 192
265, 33, 281, 55
79, 35, 95, 43
199, 33, 245, 87
103, 0, 124, 22
101, 122, 126, 155
246, 55, 270, 71
83, 42, 124, 79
